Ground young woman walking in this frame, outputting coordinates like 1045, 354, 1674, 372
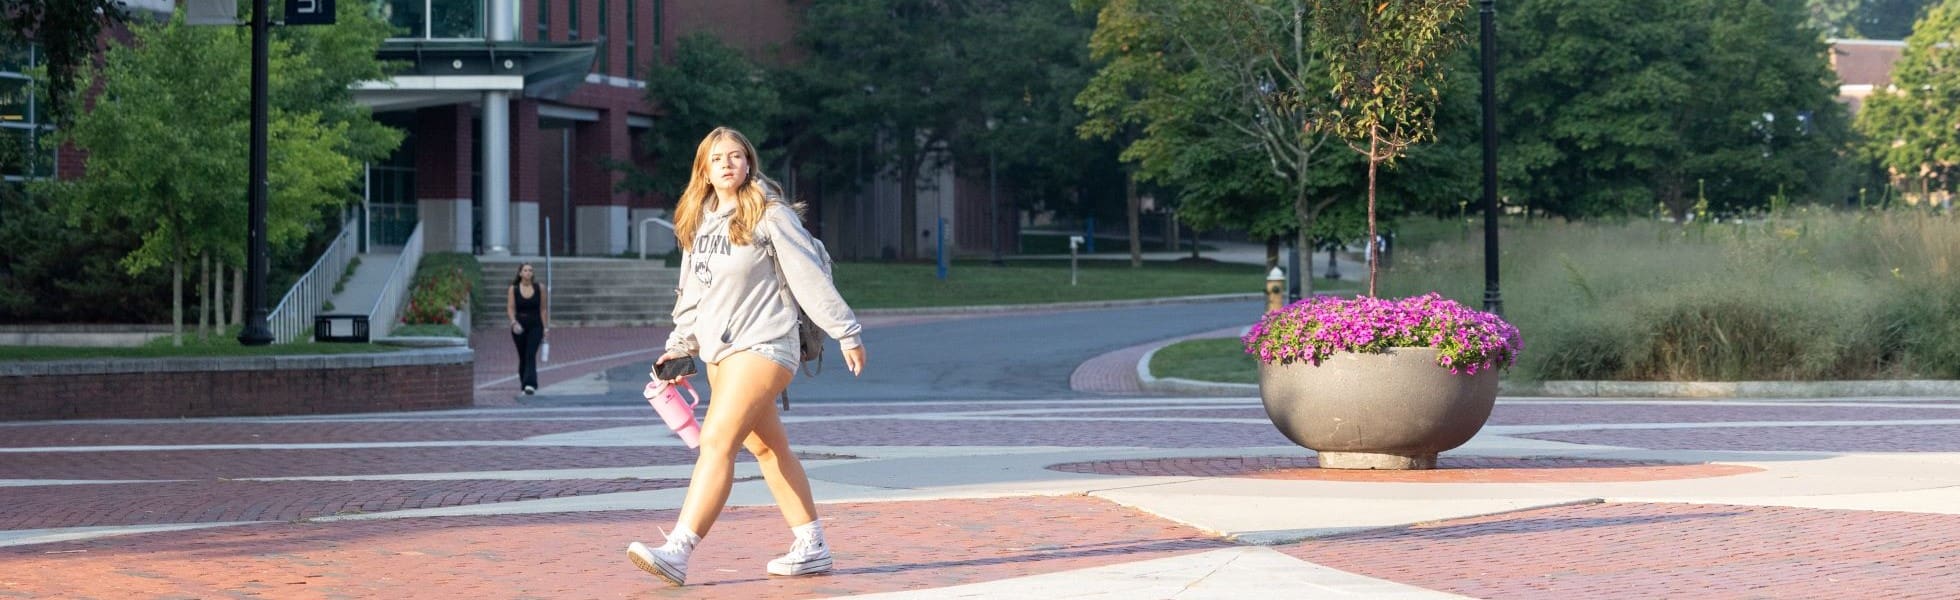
504, 263, 548, 395
627, 127, 867, 586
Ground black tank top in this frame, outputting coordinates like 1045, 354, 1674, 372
513, 283, 542, 319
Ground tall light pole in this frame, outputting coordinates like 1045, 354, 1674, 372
238, 0, 273, 346
1479, 0, 1503, 316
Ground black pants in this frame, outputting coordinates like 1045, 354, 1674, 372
512, 315, 543, 389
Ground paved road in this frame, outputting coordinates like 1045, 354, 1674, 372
526, 300, 1263, 406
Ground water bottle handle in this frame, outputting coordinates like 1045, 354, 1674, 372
673, 378, 701, 407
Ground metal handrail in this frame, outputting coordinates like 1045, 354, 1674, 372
639, 217, 676, 260
266, 215, 360, 343
365, 221, 425, 340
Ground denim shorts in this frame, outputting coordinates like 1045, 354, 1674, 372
744, 328, 801, 374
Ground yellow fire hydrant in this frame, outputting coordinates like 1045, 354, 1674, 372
1265, 267, 1286, 312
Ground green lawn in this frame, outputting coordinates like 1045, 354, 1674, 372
0, 341, 396, 361
1149, 337, 1258, 384
832, 259, 1302, 309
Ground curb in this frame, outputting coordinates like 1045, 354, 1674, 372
857, 293, 1262, 317
1135, 334, 1960, 399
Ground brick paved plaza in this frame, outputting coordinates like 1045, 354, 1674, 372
5, 311, 1960, 598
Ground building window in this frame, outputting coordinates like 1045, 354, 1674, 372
0, 43, 51, 181
568, 0, 580, 41
625, 0, 636, 78
597, 0, 609, 74
652, 0, 663, 48
537, 0, 550, 41
383, 0, 481, 39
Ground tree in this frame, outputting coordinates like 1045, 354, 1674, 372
1809, 0, 1934, 38
796, 0, 967, 260
0, 0, 126, 123
1312, 0, 1471, 297
1858, 0, 1960, 204
32, 6, 399, 343
1498, 0, 1850, 220
1078, 0, 1346, 288
626, 34, 783, 200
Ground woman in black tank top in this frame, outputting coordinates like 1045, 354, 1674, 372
505, 263, 549, 394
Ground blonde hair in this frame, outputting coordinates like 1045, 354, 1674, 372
672, 127, 793, 251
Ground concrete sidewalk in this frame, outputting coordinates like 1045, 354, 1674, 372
5, 321, 1960, 598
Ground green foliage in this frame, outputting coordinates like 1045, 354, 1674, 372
1151, 337, 1259, 384
390, 323, 466, 338
829, 259, 1269, 309
32, 5, 400, 276
0, 340, 393, 361
1808, 0, 1934, 38
627, 34, 782, 198
1382, 211, 1960, 380
1311, 0, 1469, 161
1857, 0, 1960, 204
0, 184, 174, 322
1497, 0, 1851, 220
1079, 0, 1365, 284
0, 0, 126, 123
1310, 0, 1471, 296
793, 0, 1114, 254
402, 253, 479, 326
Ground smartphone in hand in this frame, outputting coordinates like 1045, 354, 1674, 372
655, 356, 698, 380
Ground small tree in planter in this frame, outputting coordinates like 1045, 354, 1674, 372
1312, 0, 1469, 296
1242, 0, 1521, 470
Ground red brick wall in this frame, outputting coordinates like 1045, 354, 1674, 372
415, 105, 475, 201
0, 363, 473, 421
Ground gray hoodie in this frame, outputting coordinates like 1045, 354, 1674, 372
664, 200, 862, 364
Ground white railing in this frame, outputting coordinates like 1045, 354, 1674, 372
366, 221, 426, 340
639, 217, 676, 260
267, 215, 360, 343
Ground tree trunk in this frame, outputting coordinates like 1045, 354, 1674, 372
1296, 226, 1315, 297
215, 262, 226, 329
898, 137, 920, 260
171, 260, 183, 347
231, 266, 244, 327
1367, 129, 1380, 298
1126, 171, 1141, 268
1265, 236, 1280, 271
198, 253, 210, 340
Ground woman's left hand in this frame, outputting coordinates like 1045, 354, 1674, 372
842, 345, 866, 376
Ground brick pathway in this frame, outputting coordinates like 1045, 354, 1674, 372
9, 320, 1960, 598
1047, 456, 1763, 483
3, 479, 691, 529
0, 497, 1226, 599
1282, 502, 1960, 599
1520, 423, 1960, 452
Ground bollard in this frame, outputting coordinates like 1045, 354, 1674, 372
1265, 267, 1286, 312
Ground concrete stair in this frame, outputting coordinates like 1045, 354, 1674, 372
477, 257, 680, 328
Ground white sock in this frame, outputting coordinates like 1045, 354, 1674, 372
664, 525, 701, 552
791, 519, 824, 544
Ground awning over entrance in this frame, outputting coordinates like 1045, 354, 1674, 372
353, 40, 597, 112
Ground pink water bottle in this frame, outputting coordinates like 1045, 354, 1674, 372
644, 378, 702, 448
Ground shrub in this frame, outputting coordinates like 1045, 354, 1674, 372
1243, 293, 1522, 375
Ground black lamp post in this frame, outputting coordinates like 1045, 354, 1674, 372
1478, 0, 1503, 316
238, 0, 273, 346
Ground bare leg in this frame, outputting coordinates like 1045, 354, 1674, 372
674, 351, 795, 537
742, 401, 818, 527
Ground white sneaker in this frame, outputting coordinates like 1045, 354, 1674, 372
766, 535, 833, 576
626, 540, 688, 585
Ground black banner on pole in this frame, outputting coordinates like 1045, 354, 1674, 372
285, 0, 335, 25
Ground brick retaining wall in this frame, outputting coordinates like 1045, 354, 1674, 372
0, 348, 473, 421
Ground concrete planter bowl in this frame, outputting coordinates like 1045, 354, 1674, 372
1258, 347, 1499, 470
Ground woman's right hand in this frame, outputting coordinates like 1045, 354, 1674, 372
511, 321, 523, 335
652, 351, 690, 381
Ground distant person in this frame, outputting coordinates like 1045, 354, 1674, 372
504, 263, 549, 395
627, 127, 868, 586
